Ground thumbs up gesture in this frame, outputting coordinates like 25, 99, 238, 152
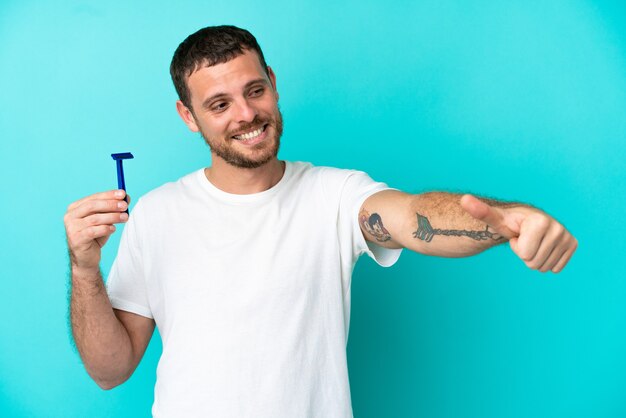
460, 194, 578, 273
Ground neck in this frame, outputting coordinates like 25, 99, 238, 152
204, 156, 285, 195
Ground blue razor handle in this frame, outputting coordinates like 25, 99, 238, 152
111, 152, 134, 213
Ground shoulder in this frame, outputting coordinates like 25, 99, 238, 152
286, 161, 383, 200
288, 161, 369, 184
133, 169, 203, 211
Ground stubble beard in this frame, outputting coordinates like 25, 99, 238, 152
200, 107, 284, 169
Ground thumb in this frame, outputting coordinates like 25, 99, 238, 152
509, 237, 522, 257
460, 194, 517, 240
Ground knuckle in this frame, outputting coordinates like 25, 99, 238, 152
554, 224, 565, 237
67, 225, 82, 241
65, 226, 76, 239
87, 200, 99, 213
536, 215, 551, 229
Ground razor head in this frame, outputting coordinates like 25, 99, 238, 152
111, 152, 134, 160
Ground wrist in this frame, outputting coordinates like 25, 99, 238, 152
71, 265, 102, 281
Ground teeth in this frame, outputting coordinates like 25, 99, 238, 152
234, 126, 264, 140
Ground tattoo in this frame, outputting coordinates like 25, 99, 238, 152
359, 209, 392, 242
412, 213, 503, 243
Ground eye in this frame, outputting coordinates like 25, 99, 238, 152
250, 87, 264, 97
211, 102, 228, 112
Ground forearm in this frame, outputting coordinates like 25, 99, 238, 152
360, 190, 526, 257
70, 267, 134, 389
361, 189, 576, 271
404, 192, 521, 257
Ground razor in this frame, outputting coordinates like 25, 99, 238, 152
111, 152, 134, 213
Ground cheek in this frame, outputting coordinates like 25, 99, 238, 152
199, 117, 231, 137
260, 96, 278, 111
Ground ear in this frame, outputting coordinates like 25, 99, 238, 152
175, 100, 200, 132
267, 66, 279, 101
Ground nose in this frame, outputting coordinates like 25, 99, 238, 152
233, 98, 258, 123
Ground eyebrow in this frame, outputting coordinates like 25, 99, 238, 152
201, 78, 270, 110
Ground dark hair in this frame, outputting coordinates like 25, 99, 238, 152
170, 25, 269, 110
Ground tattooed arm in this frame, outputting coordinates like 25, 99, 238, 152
359, 190, 577, 273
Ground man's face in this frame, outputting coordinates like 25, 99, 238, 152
177, 50, 283, 169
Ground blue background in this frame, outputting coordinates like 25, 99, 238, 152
1, 0, 625, 417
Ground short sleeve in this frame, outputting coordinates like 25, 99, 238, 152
337, 170, 402, 267
106, 200, 153, 319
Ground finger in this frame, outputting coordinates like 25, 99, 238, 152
509, 237, 525, 260
70, 198, 128, 219
80, 212, 129, 229
68, 190, 126, 212
552, 239, 578, 273
526, 224, 565, 270
460, 194, 516, 239
515, 215, 551, 262
539, 244, 568, 273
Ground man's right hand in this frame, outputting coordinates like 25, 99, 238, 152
64, 190, 130, 274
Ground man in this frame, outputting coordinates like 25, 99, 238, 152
64, 25, 577, 417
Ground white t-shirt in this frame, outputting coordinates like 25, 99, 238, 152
106, 161, 402, 418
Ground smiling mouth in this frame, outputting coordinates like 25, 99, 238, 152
232, 124, 268, 141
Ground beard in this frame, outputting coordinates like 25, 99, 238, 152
199, 106, 284, 169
